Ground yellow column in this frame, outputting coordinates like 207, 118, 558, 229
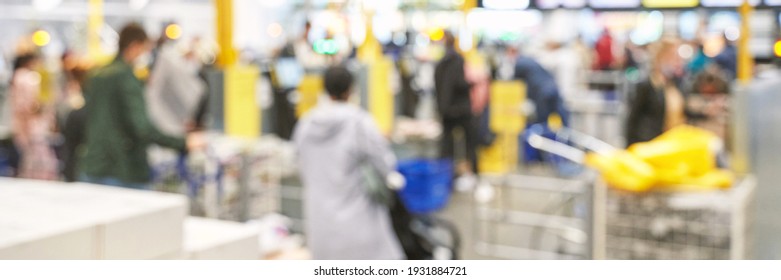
358, 11, 394, 135
737, 0, 753, 84
296, 76, 323, 118
729, 0, 755, 174
357, 12, 381, 63
369, 58, 394, 135
460, 0, 477, 55
87, 0, 112, 65
214, 0, 260, 137
88, 0, 103, 58
462, 0, 477, 11
214, 0, 237, 68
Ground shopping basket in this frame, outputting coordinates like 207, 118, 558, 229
397, 159, 454, 214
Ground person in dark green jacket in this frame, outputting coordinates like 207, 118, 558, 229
79, 23, 202, 189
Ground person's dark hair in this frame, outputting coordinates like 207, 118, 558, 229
61, 49, 73, 62
324, 66, 353, 100
69, 65, 90, 88
10, 52, 40, 86
443, 30, 456, 49
13, 52, 39, 71
118, 23, 149, 55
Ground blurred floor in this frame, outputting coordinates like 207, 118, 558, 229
439, 191, 492, 260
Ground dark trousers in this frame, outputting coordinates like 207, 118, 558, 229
535, 92, 570, 128
440, 116, 479, 174
0, 138, 20, 177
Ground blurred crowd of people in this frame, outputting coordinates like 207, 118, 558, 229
0, 16, 746, 260
0, 18, 739, 184
0, 23, 209, 188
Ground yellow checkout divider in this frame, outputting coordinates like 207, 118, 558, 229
224, 65, 261, 138
357, 13, 394, 136
479, 81, 526, 174
295, 75, 324, 119
367, 57, 395, 136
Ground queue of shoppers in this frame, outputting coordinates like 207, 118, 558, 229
1, 23, 207, 188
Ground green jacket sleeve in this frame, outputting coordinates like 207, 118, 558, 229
120, 72, 186, 151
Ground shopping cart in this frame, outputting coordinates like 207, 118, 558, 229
150, 135, 293, 222
523, 127, 756, 259
523, 124, 617, 175
472, 127, 616, 260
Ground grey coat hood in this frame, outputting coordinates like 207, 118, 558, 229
292, 101, 404, 260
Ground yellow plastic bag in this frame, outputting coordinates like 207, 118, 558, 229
584, 151, 656, 192
628, 125, 718, 176
587, 126, 732, 192
654, 163, 690, 186
655, 169, 734, 192
688, 169, 734, 189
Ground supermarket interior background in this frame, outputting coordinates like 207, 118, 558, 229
2, 0, 781, 260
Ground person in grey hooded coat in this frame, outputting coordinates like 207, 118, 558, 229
293, 66, 405, 260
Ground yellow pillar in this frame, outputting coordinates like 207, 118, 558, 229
737, 0, 753, 84
358, 11, 394, 135
357, 12, 382, 63
730, 0, 755, 174
462, 0, 477, 10
296, 76, 323, 118
460, 0, 477, 55
87, 0, 112, 65
214, 0, 260, 137
214, 0, 237, 68
369, 58, 394, 135
88, 0, 103, 58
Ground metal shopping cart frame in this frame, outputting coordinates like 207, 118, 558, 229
592, 175, 756, 260
521, 126, 756, 260
150, 135, 294, 222
472, 126, 616, 260
473, 170, 597, 259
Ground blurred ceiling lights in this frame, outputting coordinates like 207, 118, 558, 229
129, 0, 150, 10
677, 44, 694, 59
32, 30, 52, 47
482, 0, 530, 9
260, 0, 287, 8
32, 0, 62, 11
165, 24, 183, 40
267, 23, 283, 38
774, 40, 781, 57
725, 26, 741, 42
429, 28, 445, 41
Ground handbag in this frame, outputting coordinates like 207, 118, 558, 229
360, 163, 395, 208
354, 118, 396, 208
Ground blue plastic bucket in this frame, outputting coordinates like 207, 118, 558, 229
397, 159, 454, 214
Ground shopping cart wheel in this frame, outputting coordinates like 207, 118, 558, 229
412, 215, 461, 260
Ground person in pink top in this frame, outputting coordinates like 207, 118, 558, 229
9, 52, 58, 180
465, 57, 490, 117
